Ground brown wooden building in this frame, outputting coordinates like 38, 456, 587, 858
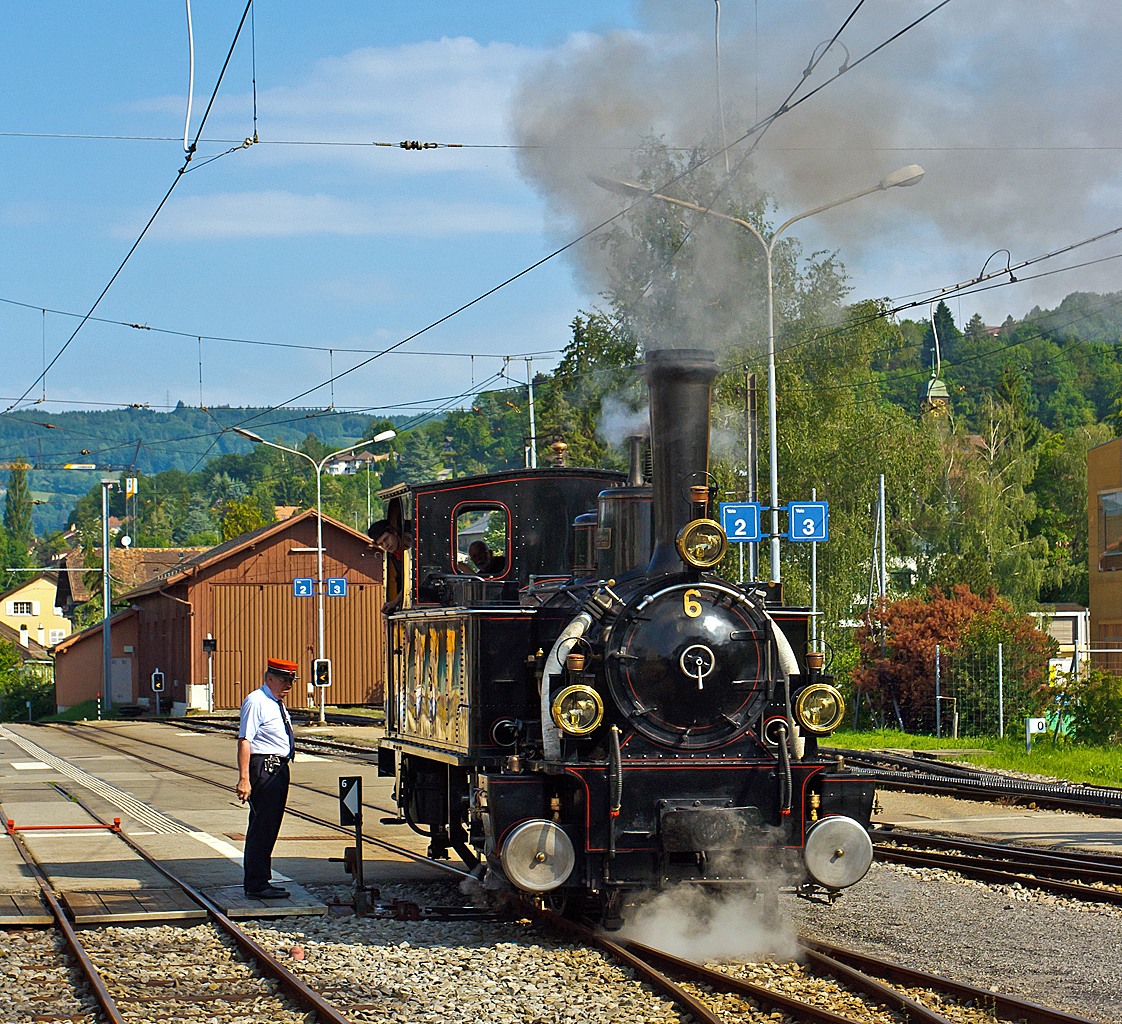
1089, 437, 1122, 667
53, 511, 385, 712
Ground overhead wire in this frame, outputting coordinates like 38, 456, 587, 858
1, 0, 256, 417
224, 0, 955, 435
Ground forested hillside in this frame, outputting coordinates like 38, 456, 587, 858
4, 140, 1119, 625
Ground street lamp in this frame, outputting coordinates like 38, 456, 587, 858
594, 165, 924, 582
232, 427, 396, 723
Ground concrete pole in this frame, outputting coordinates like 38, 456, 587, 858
526, 357, 537, 469
811, 487, 817, 652
101, 480, 112, 710
747, 370, 758, 581
765, 249, 780, 581
316, 465, 326, 725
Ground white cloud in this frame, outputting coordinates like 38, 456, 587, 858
134, 190, 540, 240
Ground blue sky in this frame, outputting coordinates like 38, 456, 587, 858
2, 2, 1120, 421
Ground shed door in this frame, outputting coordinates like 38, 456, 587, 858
210, 584, 315, 709
109, 657, 132, 704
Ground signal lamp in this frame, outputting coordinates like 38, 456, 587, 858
551, 684, 604, 735
794, 683, 845, 734
675, 518, 728, 569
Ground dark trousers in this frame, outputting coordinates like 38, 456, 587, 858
244, 757, 289, 892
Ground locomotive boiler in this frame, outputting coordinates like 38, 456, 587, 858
376, 347, 874, 925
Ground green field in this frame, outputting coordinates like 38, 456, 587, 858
831, 729, 1122, 787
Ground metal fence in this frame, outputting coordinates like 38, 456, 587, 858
934, 643, 1046, 739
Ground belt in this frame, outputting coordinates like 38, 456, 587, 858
251, 753, 291, 774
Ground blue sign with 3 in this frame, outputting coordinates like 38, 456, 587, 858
719, 502, 762, 543
293, 577, 315, 597
326, 577, 348, 597
787, 502, 829, 542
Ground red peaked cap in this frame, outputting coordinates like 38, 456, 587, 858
266, 658, 299, 678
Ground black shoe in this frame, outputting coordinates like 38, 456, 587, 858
245, 885, 289, 899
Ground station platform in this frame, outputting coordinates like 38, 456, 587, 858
0, 719, 443, 926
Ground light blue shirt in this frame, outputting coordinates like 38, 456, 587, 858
238, 684, 293, 756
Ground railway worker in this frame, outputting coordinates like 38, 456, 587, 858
468, 540, 507, 577
369, 518, 414, 613
236, 657, 298, 900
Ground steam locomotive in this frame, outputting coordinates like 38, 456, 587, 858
376, 347, 874, 926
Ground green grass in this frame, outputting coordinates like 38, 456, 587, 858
43, 699, 116, 722
831, 728, 1122, 787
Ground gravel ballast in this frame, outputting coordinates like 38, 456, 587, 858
791, 861, 1122, 1023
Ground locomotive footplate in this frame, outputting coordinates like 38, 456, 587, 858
658, 799, 763, 853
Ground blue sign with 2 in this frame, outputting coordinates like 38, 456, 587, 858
293, 577, 315, 597
719, 502, 762, 543
787, 502, 829, 542
326, 577, 348, 597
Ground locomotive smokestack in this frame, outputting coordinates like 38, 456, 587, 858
645, 348, 718, 573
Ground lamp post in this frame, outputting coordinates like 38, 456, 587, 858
232, 427, 396, 723
100, 478, 114, 710
594, 165, 924, 583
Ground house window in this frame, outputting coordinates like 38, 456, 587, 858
49, 629, 66, 645
454, 505, 509, 578
1101, 490, 1122, 571
12, 601, 33, 615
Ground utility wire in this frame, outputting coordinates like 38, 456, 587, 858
2, 0, 256, 417
227, 0, 953, 434
4, 131, 1119, 152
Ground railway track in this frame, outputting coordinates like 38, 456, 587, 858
5, 726, 1113, 1024
873, 826, 1122, 905
826, 747, 1122, 817
539, 912, 1103, 1024
3, 787, 354, 1024
49, 721, 402, 824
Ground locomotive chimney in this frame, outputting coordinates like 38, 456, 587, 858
626, 434, 645, 487
644, 348, 718, 573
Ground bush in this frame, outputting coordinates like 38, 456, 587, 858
1064, 669, 1122, 745
0, 663, 55, 721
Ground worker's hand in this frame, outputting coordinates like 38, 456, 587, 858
236, 777, 251, 802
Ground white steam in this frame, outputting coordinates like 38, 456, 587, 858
618, 884, 799, 964
598, 395, 649, 447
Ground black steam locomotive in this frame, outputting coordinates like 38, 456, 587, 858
376, 348, 874, 925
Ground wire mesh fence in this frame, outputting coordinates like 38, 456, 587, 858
848, 641, 1051, 737
934, 643, 1047, 738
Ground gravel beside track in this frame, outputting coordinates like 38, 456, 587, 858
0, 928, 100, 1023
791, 862, 1122, 1023
241, 883, 687, 1024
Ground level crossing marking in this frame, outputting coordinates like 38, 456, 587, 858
1, 724, 190, 834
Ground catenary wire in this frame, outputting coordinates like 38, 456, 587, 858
225, 0, 955, 434
1, 1, 256, 417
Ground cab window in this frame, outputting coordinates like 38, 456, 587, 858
455, 506, 509, 577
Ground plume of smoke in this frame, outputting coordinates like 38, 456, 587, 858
511, 2, 1122, 322
598, 394, 649, 447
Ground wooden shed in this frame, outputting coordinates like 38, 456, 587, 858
54, 511, 385, 712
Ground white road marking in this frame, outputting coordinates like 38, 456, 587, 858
188, 831, 291, 881
10, 761, 51, 770
293, 754, 333, 763
879, 814, 1047, 824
